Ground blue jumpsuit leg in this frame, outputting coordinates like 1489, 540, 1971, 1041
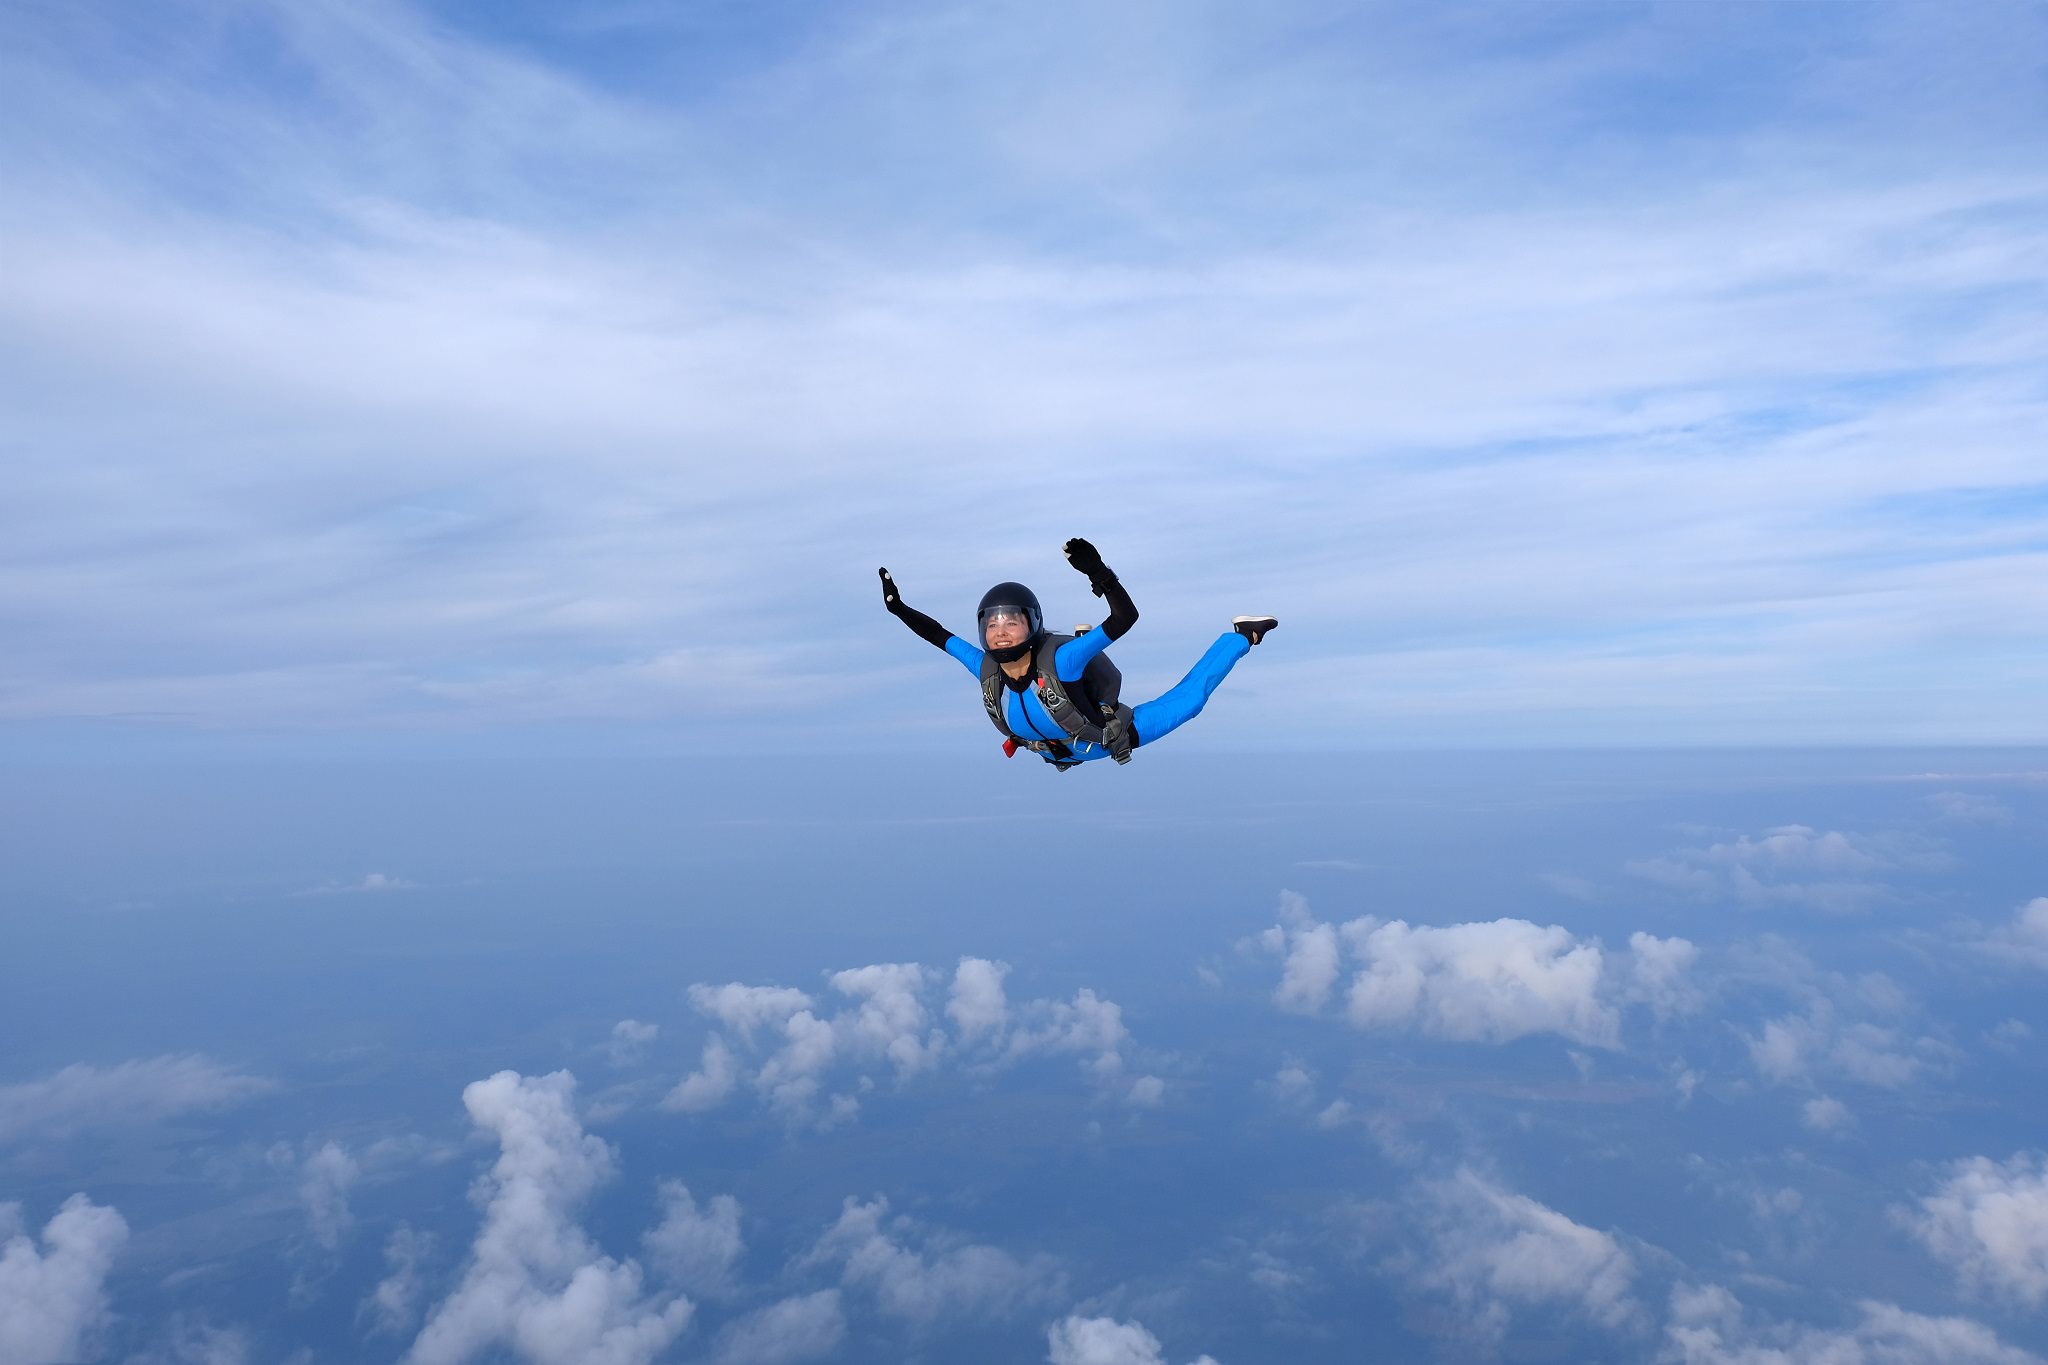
1130, 631, 1252, 747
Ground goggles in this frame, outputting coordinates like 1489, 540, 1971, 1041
981, 606, 1032, 628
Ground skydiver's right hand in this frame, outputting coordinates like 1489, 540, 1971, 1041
878, 567, 903, 613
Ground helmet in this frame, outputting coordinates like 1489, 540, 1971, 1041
977, 582, 1042, 663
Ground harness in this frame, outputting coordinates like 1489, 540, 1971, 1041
979, 632, 1136, 770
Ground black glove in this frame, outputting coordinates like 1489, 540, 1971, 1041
1063, 538, 1114, 597
879, 567, 904, 614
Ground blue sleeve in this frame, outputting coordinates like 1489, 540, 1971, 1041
1053, 629, 1111, 681
945, 635, 984, 676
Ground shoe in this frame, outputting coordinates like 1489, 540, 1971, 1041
1232, 615, 1278, 646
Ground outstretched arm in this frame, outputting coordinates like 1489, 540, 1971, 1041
881, 567, 983, 675
879, 567, 953, 648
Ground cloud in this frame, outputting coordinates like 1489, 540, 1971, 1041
1928, 791, 2015, 825
126, 1316, 254, 1365
1626, 824, 1944, 913
361, 1224, 434, 1337
1261, 890, 1340, 1015
685, 984, 816, 1042
0, 1054, 271, 1143
947, 956, 1010, 1045
1256, 895, 1699, 1048
1621, 932, 1704, 1021
1044, 1314, 1219, 1365
806, 1196, 1064, 1325
666, 957, 1151, 1125
1663, 1282, 2040, 1364
296, 872, 419, 896
642, 1181, 742, 1301
829, 963, 944, 1081
300, 1141, 360, 1252
0, 1194, 129, 1365
1800, 1096, 1853, 1134
661, 1036, 740, 1114
607, 1020, 658, 1068
404, 1070, 690, 1365
1905, 1151, 2048, 1306
1743, 998, 1952, 1091
1985, 897, 2048, 969
708, 1290, 844, 1365
1344, 917, 1615, 1045
1406, 1170, 1640, 1340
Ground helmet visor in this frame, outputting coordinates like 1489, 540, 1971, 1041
980, 605, 1032, 628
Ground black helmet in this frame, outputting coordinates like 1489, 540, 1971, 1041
977, 582, 1042, 663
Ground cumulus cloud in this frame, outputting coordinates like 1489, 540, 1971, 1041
0, 1054, 271, 1143
1622, 933, 1704, 1020
685, 984, 815, 1041
404, 1070, 690, 1365
1261, 890, 1341, 1014
947, 957, 1010, 1045
1342, 917, 1618, 1045
0, 1194, 129, 1365
1743, 998, 1952, 1091
1906, 1151, 2048, 1306
829, 963, 944, 1080
1407, 1170, 1640, 1340
667, 957, 1151, 1125
1044, 1314, 1219, 1365
1663, 1282, 2039, 1364
1626, 824, 1942, 913
708, 1290, 844, 1365
662, 1036, 741, 1114
642, 1181, 742, 1301
806, 1197, 1064, 1325
1257, 896, 1697, 1049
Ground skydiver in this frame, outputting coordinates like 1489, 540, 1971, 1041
879, 538, 1277, 770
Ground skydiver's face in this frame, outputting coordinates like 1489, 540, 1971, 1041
983, 608, 1030, 650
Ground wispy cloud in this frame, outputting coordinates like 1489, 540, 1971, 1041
3, 1, 2045, 744
0, 1055, 271, 1144
804, 1196, 1065, 1326
1626, 823, 1945, 914
1663, 1283, 2039, 1365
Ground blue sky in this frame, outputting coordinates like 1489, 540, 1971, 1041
2, 0, 2046, 753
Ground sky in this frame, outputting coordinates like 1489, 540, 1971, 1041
6, 5, 2048, 1365
5, 750, 2048, 1364
2, 0, 2046, 753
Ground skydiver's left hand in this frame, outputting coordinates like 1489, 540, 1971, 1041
1063, 538, 1112, 595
